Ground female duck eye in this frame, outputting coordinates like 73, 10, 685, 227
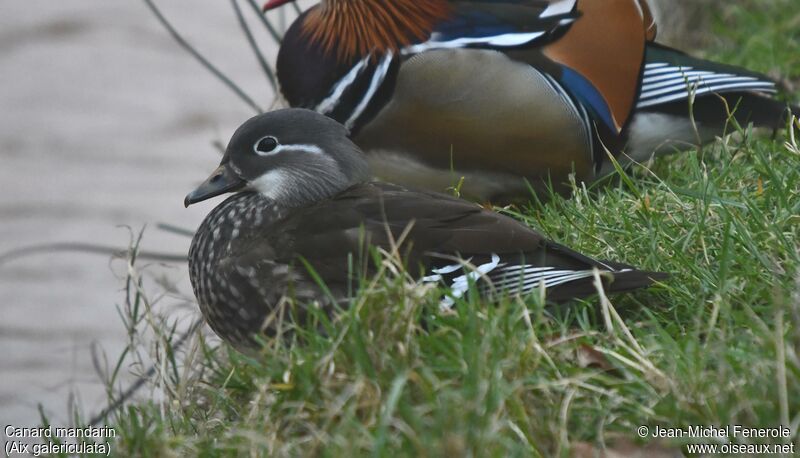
254, 136, 278, 154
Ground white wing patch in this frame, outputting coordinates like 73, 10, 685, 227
423, 254, 502, 310
637, 62, 776, 108
422, 253, 628, 310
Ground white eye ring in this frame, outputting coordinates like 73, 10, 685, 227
253, 136, 279, 155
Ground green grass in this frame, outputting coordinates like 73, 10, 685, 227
89, 2, 799, 456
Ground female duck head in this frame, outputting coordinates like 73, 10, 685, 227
185, 108, 369, 208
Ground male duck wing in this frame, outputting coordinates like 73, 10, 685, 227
637, 43, 779, 110
417, 0, 654, 134
404, 0, 579, 54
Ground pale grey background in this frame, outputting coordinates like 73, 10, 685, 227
0, 0, 299, 427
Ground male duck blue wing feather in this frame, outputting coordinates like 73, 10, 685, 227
403, 0, 579, 53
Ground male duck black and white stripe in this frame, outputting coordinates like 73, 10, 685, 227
263, 0, 798, 201
185, 109, 665, 350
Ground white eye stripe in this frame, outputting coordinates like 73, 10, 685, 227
253, 142, 324, 157
274, 144, 324, 155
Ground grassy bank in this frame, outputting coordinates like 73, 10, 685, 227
91, 1, 799, 456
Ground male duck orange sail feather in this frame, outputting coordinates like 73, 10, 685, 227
265, 0, 796, 201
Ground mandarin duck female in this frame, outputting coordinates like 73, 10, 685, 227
185, 109, 665, 350
262, 0, 798, 201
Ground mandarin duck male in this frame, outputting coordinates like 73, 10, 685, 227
262, 0, 798, 201
185, 108, 665, 350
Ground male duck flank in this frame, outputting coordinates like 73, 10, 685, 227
185, 109, 665, 350
263, 0, 798, 201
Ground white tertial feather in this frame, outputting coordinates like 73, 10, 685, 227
492, 266, 631, 295
642, 70, 716, 85
638, 82, 776, 108
640, 73, 737, 91
640, 76, 763, 99
637, 63, 776, 109
492, 267, 588, 289
435, 254, 501, 310
422, 253, 628, 310
641, 66, 684, 77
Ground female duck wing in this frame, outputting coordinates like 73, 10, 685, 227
267, 183, 501, 281
272, 183, 663, 303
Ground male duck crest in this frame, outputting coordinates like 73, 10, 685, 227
302, 0, 451, 62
